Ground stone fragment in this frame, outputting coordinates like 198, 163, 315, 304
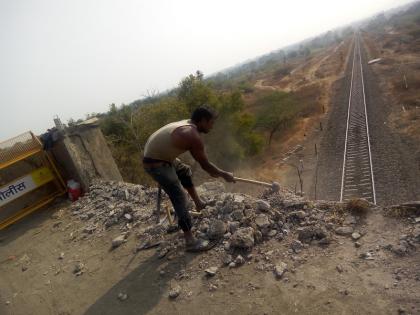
208, 220, 226, 240
287, 211, 307, 221
268, 230, 278, 237
351, 232, 361, 240
256, 200, 270, 212
297, 226, 327, 243
83, 225, 96, 234
124, 213, 133, 222
222, 254, 233, 265
335, 226, 354, 236
291, 240, 303, 252
209, 283, 218, 292
58, 252, 65, 260
354, 241, 361, 248
336, 265, 344, 273
235, 255, 245, 266
112, 235, 126, 248
228, 262, 236, 268
230, 227, 255, 249
343, 215, 357, 225
392, 244, 407, 256
205, 267, 218, 277
73, 262, 84, 275
228, 221, 240, 234
274, 262, 287, 279
117, 293, 128, 301
255, 214, 270, 229
169, 285, 181, 299
231, 210, 244, 221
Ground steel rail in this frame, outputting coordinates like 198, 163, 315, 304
340, 33, 377, 204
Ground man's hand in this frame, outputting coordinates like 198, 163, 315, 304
221, 171, 236, 183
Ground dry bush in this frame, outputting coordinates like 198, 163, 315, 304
385, 204, 420, 218
345, 198, 370, 216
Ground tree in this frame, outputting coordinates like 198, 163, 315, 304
256, 91, 298, 146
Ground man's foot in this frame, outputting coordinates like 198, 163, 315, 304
185, 238, 210, 252
195, 198, 207, 211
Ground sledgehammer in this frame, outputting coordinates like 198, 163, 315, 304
233, 176, 280, 192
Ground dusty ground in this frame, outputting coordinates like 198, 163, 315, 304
0, 190, 419, 315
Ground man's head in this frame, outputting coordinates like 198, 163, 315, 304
191, 106, 218, 134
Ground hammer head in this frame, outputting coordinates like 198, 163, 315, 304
272, 182, 280, 192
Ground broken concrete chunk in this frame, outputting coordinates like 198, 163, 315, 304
231, 210, 244, 221
169, 285, 181, 299
205, 267, 218, 277
291, 240, 303, 252
256, 200, 270, 212
112, 235, 126, 248
235, 255, 245, 266
117, 293, 128, 301
230, 227, 255, 249
297, 226, 328, 243
255, 214, 270, 229
274, 262, 287, 279
335, 226, 354, 236
207, 220, 226, 240
351, 232, 361, 240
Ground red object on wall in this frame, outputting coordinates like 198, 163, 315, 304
67, 180, 81, 201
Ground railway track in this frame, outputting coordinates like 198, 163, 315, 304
340, 34, 376, 204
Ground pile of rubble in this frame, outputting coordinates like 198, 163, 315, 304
70, 180, 420, 261
70, 180, 159, 236
70, 180, 349, 255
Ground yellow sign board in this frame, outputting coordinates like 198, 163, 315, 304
0, 167, 54, 207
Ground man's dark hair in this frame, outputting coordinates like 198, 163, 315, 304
191, 106, 218, 123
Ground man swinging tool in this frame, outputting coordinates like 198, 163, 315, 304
143, 106, 235, 252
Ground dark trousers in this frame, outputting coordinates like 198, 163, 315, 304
144, 159, 193, 232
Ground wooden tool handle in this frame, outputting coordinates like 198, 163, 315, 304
233, 177, 272, 187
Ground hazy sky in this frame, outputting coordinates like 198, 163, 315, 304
0, 0, 411, 140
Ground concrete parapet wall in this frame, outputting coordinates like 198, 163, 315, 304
52, 123, 122, 192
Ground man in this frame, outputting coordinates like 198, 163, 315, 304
143, 106, 235, 252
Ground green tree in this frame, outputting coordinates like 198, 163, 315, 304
256, 91, 298, 146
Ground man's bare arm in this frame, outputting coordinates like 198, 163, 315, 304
189, 134, 235, 182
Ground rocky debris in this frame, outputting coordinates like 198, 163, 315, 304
335, 226, 354, 236
222, 254, 233, 265
112, 235, 126, 248
169, 285, 181, 299
297, 226, 329, 243
230, 227, 254, 249
291, 240, 303, 252
274, 262, 287, 279
73, 262, 84, 276
336, 265, 344, 273
255, 214, 270, 229
205, 267, 218, 277
117, 293, 128, 301
255, 200, 270, 212
69, 180, 400, 282
351, 232, 361, 240
235, 255, 245, 266
70, 180, 155, 234
58, 252, 65, 260
360, 252, 374, 260
207, 220, 226, 240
